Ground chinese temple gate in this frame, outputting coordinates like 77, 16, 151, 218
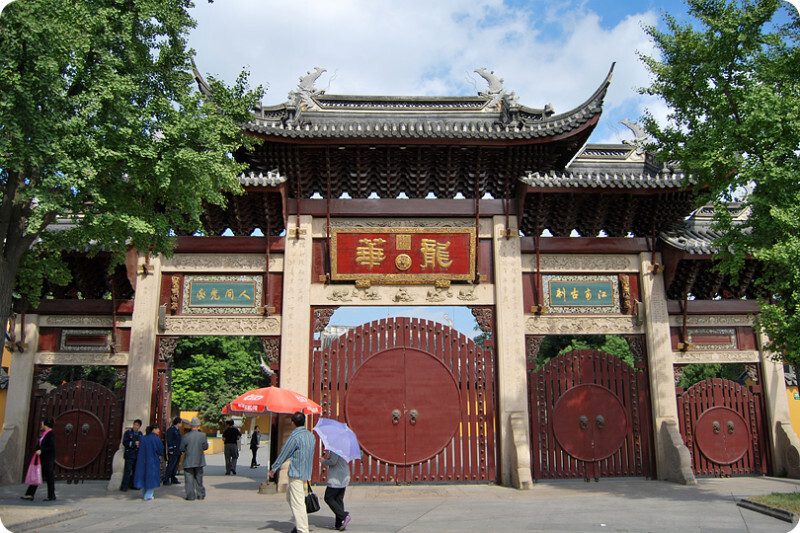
2, 65, 800, 489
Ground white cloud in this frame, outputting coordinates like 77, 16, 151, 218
187, 0, 674, 143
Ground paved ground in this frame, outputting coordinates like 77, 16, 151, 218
1, 453, 799, 532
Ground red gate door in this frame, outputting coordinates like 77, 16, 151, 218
677, 378, 770, 476
27, 380, 123, 482
345, 348, 462, 470
312, 317, 496, 483
528, 349, 654, 480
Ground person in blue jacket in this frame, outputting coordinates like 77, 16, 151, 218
120, 419, 143, 491
163, 417, 183, 485
133, 425, 163, 500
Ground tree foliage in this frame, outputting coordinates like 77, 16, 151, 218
171, 336, 269, 430
532, 335, 635, 369
0, 0, 262, 332
639, 0, 800, 363
676, 363, 745, 388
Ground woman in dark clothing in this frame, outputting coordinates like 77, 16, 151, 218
21, 416, 56, 501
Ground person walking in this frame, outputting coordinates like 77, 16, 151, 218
20, 416, 56, 502
133, 425, 163, 500
249, 425, 261, 468
120, 419, 143, 491
163, 416, 183, 485
179, 417, 208, 501
322, 450, 351, 530
222, 419, 241, 475
269, 412, 316, 533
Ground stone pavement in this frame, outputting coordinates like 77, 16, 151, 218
1, 453, 799, 532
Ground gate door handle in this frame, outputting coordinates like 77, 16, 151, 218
595, 415, 605, 429
578, 415, 589, 430
82, 423, 90, 436
392, 409, 401, 425
65, 423, 73, 436
409, 409, 418, 425
727, 420, 735, 434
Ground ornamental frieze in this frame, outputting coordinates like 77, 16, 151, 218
668, 315, 754, 328
41, 316, 132, 328
163, 316, 281, 336
312, 283, 493, 305
161, 254, 282, 273
672, 350, 760, 364
525, 315, 643, 335
35, 352, 129, 366
526, 254, 639, 273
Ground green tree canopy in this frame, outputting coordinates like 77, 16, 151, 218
0, 0, 262, 333
639, 0, 800, 363
171, 336, 270, 429
532, 335, 635, 370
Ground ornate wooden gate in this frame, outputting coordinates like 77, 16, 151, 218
677, 378, 770, 476
311, 317, 496, 483
528, 349, 654, 480
27, 380, 123, 482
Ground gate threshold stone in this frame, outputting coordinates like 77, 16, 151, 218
0, 505, 85, 532
737, 498, 796, 523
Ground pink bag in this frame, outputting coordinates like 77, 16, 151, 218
25, 455, 42, 486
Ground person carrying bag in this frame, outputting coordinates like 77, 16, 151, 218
24, 455, 42, 486
20, 416, 56, 501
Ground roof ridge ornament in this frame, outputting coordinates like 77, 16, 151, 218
288, 67, 327, 111
619, 118, 652, 159
474, 67, 518, 112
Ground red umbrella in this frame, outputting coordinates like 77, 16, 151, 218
223, 386, 322, 415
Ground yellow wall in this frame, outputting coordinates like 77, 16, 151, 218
786, 386, 800, 441
0, 346, 11, 437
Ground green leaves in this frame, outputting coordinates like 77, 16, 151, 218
0, 0, 264, 310
641, 0, 800, 364
171, 336, 270, 429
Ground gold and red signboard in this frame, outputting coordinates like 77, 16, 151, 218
331, 227, 476, 283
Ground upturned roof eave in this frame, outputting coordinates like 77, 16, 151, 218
243, 64, 614, 145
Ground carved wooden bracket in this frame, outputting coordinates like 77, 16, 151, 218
314, 308, 336, 332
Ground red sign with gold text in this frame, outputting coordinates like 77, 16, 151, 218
331, 228, 476, 283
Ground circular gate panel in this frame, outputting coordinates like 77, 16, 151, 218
694, 407, 749, 465
552, 384, 628, 462
403, 348, 461, 464
54, 409, 105, 470
345, 348, 460, 465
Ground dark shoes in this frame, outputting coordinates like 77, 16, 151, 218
44, 497, 57, 501
20, 495, 33, 501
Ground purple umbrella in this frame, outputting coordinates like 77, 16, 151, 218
313, 418, 361, 463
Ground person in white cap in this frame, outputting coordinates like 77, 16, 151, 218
180, 417, 209, 501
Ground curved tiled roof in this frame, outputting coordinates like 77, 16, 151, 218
244, 65, 614, 143
660, 204, 751, 254
520, 170, 689, 190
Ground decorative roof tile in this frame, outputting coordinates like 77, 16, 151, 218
244, 65, 614, 143
520, 170, 688, 189
660, 204, 751, 254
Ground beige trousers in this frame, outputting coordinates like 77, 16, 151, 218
287, 476, 308, 533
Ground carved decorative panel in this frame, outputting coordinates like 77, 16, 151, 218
261, 338, 280, 363
471, 308, 493, 333
314, 308, 336, 333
